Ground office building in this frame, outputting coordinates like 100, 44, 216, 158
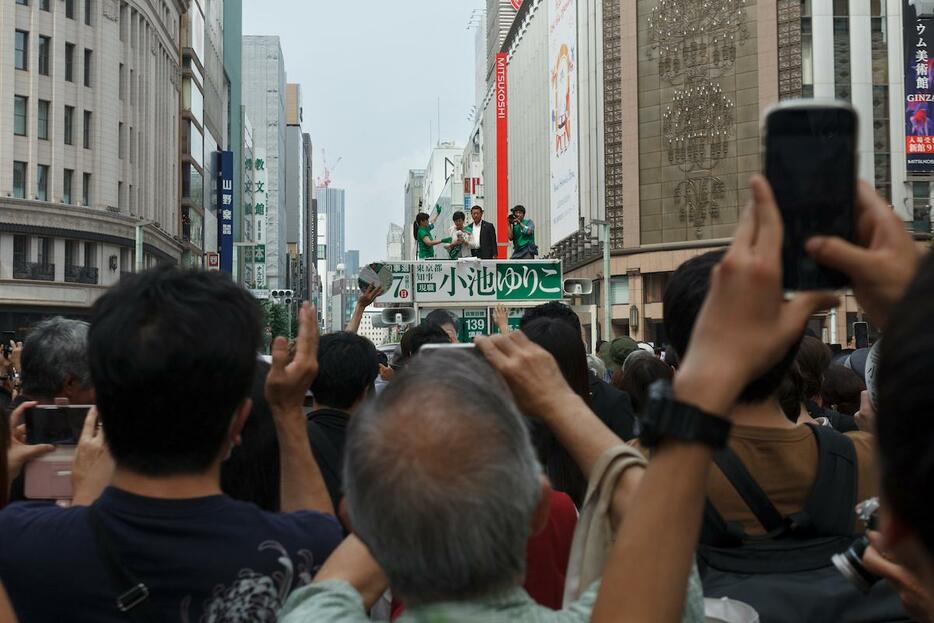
317, 186, 345, 273
284, 82, 303, 294
0, 0, 186, 329
386, 222, 404, 261
344, 249, 359, 278
243, 35, 287, 288
402, 168, 425, 259
302, 132, 317, 306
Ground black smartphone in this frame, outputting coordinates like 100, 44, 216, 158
1, 331, 15, 356
854, 321, 870, 349
764, 101, 857, 291
24, 405, 94, 445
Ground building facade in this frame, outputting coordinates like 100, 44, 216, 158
386, 222, 403, 261
402, 168, 425, 259
284, 82, 302, 294
302, 132, 317, 308
317, 186, 345, 273
242, 35, 287, 288
0, 0, 187, 330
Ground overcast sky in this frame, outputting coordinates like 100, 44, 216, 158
243, 0, 483, 264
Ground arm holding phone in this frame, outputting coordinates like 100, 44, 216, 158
345, 286, 383, 335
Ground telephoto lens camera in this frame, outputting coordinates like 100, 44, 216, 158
832, 497, 881, 593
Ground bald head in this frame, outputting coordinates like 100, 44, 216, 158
343, 350, 542, 605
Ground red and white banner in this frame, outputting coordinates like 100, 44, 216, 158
495, 52, 509, 259
511, 0, 524, 10
206, 252, 220, 271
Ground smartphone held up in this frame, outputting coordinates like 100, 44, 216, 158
23, 404, 94, 500
763, 100, 857, 291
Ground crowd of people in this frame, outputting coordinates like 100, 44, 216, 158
412, 203, 536, 260
0, 176, 932, 622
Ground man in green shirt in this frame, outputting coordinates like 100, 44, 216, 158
509, 205, 538, 259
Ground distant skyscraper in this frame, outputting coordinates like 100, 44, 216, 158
386, 223, 404, 262
403, 170, 426, 260
243, 36, 288, 288
344, 250, 360, 278
317, 187, 346, 272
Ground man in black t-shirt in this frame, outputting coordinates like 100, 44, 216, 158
306, 332, 379, 512
0, 267, 341, 622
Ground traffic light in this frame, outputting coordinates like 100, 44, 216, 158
270, 289, 294, 305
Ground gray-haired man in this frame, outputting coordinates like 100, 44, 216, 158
17, 317, 95, 406
280, 345, 704, 621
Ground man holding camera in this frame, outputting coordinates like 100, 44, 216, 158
508, 205, 538, 259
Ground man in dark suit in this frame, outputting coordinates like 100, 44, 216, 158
468, 205, 498, 260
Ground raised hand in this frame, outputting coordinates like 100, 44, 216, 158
71, 407, 115, 506
6, 401, 54, 482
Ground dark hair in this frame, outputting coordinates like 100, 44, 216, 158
221, 360, 280, 511
424, 309, 457, 332
777, 362, 806, 423
413, 212, 429, 241
521, 317, 589, 507
796, 336, 832, 401
410, 325, 451, 355
877, 253, 934, 556
452, 211, 465, 222
471, 205, 483, 213
612, 356, 673, 415
88, 266, 262, 476
820, 364, 865, 416
395, 327, 416, 368
512, 205, 526, 214
376, 350, 389, 367
519, 301, 582, 336
311, 332, 379, 410
664, 251, 799, 403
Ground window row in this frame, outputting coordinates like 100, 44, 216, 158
15, 0, 93, 25
11, 235, 106, 284
14, 96, 93, 148
14, 31, 93, 87
12, 161, 91, 206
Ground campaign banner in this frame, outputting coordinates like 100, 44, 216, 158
549, 0, 580, 244
216, 150, 234, 273
409, 260, 562, 303
495, 52, 510, 259
375, 264, 414, 304
905, 0, 934, 172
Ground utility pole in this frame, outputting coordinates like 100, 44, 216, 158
591, 220, 612, 342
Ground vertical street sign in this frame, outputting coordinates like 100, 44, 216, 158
495, 52, 509, 259
217, 150, 234, 273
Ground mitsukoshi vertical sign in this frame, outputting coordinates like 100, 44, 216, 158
549, 0, 580, 245
905, 0, 934, 172
495, 52, 509, 259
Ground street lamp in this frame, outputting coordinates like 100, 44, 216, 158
590, 219, 612, 342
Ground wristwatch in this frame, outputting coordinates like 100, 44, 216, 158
639, 380, 732, 449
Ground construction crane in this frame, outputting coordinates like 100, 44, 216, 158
315, 148, 343, 189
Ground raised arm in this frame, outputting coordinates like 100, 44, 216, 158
345, 286, 383, 334
266, 302, 334, 516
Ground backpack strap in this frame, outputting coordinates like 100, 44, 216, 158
793, 424, 858, 536
712, 447, 786, 534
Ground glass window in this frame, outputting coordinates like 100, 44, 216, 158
14, 96, 27, 136
84, 0, 92, 25
38, 99, 49, 140
37, 237, 51, 265
65, 239, 78, 267
13, 236, 29, 265
129, 69, 135, 104
65, 0, 74, 18
129, 127, 135, 163
63, 169, 73, 204
833, 18, 851, 101
83, 110, 92, 149
83, 49, 92, 87
183, 163, 204, 206
182, 78, 204, 126
644, 272, 670, 304
64, 106, 74, 145
82, 172, 90, 205
16, 0, 28, 5
37, 165, 49, 201
84, 242, 96, 267
65, 43, 75, 81
609, 276, 629, 305
833, 0, 848, 15
15, 31, 28, 71
40, 0, 49, 10
118, 181, 124, 210
38, 36, 50, 76
119, 63, 125, 100
13, 162, 27, 198
118, 122, 124, 158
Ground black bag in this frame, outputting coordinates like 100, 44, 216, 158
699, 425, 909, 623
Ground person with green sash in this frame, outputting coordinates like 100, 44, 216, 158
508, 205, 538, 259
413, 204, 450, 260
445, 211, 473, 260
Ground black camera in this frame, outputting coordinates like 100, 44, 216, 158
832, 497, 881, 593
507, 214, 517, 225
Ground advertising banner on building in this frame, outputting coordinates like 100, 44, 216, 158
549, 0, 580, 244
216, 150, 234, 273
376, 260, 562, 304
905, 0, 934, 172
495, 52, 510, 259
252, 149, 268, 288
